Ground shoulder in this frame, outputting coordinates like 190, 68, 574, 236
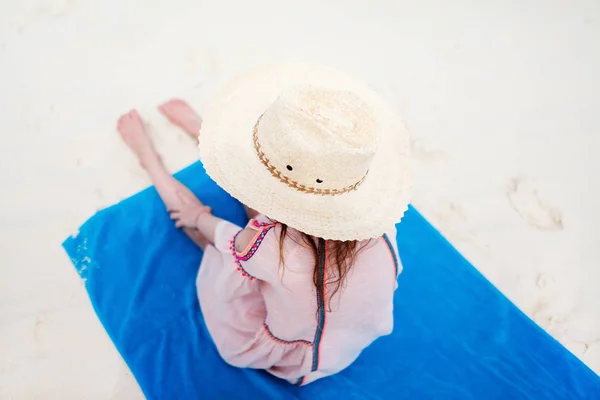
234, 228, 261, 253
234, 218, 279, 256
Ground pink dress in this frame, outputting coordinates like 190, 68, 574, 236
196, 214, 401, 385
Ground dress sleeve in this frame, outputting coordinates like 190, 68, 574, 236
213, 219, 244, 252
200, 217, 309, 376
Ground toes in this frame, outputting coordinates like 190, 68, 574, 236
117, 114, 129, 131
117, 112, 129, 125
118, 110, 134, 124
117, 110, 143, 130
158, 99, 187, 114
165, 98, 185, 107
159, 100, 173, 112
128, 109, 143, 124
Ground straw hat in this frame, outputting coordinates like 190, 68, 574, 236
198, 63, 412, 241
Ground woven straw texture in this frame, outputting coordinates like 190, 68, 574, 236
198, 63, 412, 240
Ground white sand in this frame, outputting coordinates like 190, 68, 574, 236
1, 0, 599, 397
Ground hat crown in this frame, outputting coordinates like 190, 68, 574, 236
255, 86, 378, 194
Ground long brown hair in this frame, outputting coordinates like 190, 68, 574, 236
278, 224, 368, 311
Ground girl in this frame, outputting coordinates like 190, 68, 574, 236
117, 63, 411, 385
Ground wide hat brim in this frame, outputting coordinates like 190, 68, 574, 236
198, 63, 412, 241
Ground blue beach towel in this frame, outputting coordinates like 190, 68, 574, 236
63, 162, 600, 399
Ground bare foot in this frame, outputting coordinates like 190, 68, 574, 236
117, 110, 160, 168
158, 99, 202, 139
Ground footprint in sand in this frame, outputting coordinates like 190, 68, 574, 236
506, 176, 563, 231
34, 313, 48, 358
410, 138, 446, 163
536, 273, 555, 289
34, 0, 77, 18
564, 313, 600, 355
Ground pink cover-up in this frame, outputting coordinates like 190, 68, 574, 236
196, 215, 401, 385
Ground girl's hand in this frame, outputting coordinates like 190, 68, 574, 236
169, 191, 212, 229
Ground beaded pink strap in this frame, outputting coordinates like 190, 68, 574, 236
229, 232, 255, 280
236, 221, 276, 261
251, 219, 277, 229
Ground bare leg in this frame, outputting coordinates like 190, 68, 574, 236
117, 110, 209, 250
159, 100, 261, 223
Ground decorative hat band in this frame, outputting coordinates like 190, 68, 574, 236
252, 114, 367, 196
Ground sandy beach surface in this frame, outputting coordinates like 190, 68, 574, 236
1, 0, 599, 397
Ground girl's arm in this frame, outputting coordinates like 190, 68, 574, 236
193, 212, 222, 244
169, 190, 256, 248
